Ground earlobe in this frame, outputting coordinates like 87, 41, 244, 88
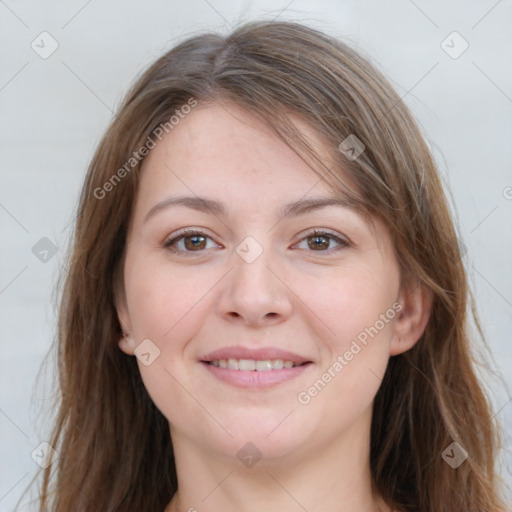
115, 289, 135, 355
118, 332, 136, 355
390, 281, 433, 356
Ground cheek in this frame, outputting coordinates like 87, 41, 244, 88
303, 262, 398, 349
295, 272, 396, 430
294, 263, 398, 414
124, 259, 215, 421
124, 254, 211, 343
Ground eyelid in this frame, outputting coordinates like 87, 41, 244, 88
296, 228, 350, 245
164, 227, 216, 244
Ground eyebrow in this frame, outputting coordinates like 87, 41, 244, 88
144, 195, 357, 223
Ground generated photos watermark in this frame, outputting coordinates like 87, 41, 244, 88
93, 97, 198, 200
297, 301, 403, 405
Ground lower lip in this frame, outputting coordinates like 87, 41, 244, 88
201, 362, 312, 388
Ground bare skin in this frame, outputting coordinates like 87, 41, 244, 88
117, 101, 431, 512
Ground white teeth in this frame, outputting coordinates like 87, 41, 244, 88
255, 360, 272, 371
209, 358, 301, 370
239, 359, 256, 371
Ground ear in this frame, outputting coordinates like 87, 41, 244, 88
115, 285, 136, 356
390, 279, 433, 356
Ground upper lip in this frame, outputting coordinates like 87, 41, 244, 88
201, 346, 312, 364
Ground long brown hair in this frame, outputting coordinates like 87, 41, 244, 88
34, 20, 508, 511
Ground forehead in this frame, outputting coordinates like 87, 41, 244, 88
136, 101, 351, 207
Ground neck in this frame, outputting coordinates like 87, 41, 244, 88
164, 406, 390, 512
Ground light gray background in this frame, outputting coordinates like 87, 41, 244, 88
1, 0, 511, 510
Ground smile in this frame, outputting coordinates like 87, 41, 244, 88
207, 358, 305, 370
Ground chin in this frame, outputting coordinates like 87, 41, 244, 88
215, 413, 312, 463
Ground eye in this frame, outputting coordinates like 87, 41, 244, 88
295, 229, 349, 252
164, 229, 220, 256
164, 228, 349, 257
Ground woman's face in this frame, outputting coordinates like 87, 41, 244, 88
117, 101, 421, 465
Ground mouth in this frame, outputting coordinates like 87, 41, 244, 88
199, 347, 313, 388
204, 358, 308, 370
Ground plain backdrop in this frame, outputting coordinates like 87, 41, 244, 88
1, 0, 511, 509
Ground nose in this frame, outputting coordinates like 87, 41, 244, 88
216, 243, 293, 328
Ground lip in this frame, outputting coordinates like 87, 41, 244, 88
200, 346, 311, 364
199, 346, 313, 389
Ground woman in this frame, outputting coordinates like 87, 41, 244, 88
37, 20, 508, 511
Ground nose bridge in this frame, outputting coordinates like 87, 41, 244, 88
217, 235, 292, 325
234, 240, 273, 291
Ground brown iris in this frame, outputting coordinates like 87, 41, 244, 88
308, 234, 330, 251
183, 234, 207, 251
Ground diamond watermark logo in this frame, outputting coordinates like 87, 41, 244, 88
31, 441, 58, 469
237, 442, 262, 468
134, 338, 161, 366
441, 31, 469, 59
441, 441, 468, 468
338, 134, 365, 161
236, 236, 263, 264
32, 237, 58, 263
31, 31, 59, 59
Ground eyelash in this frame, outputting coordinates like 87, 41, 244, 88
163, 228, 349, 257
